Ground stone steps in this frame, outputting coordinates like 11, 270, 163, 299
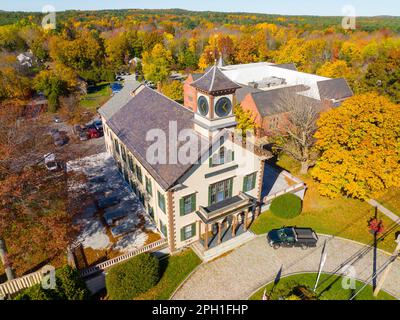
191, 231, 256, 262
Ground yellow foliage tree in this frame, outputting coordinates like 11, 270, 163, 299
142, 43, 173, 84
316, 60, 352, 79
312, 93, 400, 199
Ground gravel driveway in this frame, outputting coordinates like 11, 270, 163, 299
172, 235, 400, 300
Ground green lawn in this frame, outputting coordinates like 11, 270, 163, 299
79, 82, 111, 111
249, 273, 395, 300
252, 154, 400, 253
377, 187, 400, 217
134, 249, 201, 300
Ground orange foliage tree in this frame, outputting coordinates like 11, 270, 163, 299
312, 93, 400, 199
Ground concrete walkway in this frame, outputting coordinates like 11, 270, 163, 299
368, 199, 400, 224
172, 235, 400, 300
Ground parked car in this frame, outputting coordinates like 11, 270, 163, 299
53, 116, 62, 123
267, 227, 318, 250
44, 153, 59, 171
50, 128, 59, 136
73, 124, 83, 136
87, 127, 100, 139
52, 131, 67, 146
93, 119, 103, 132
79, 130, 89, 141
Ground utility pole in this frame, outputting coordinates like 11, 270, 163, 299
373, 234, 400, 297
0, 238, 15, 281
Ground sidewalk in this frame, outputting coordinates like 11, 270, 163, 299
368, 199, 400, 224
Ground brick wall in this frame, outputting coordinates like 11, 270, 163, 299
183, 75, 198, 112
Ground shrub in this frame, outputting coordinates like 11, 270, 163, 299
106, 253, 160, 300
14, 265, 89, 300
270, 193, 302, 218
54, 265, 90, 300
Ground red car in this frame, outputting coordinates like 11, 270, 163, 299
87, 128, 100, 139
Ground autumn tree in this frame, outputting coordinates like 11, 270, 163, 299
234, 104, 257, 137
142, 43, 173, 85
160, 80, 183, 102
234, 34, 259, 64
274, 91, 321, 174
0, 53, 32, 101
312, 93, 400, 199
33, 63, 78, 112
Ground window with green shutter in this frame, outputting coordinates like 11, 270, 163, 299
180, 194, 196, 216
146, 176, 152, 196
158, 191, 166, 213
136, 165, 143, 184
114, 139, 120, 155
128, 155, 134, 172
121, 145, 127, 162
209, 178, 233, 205
243, 172, 257, 192
160, 220, 167, 237
181, 223, 196, 241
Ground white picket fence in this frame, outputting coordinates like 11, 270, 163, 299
0, 267, 45, 297
79, 238, 168, 278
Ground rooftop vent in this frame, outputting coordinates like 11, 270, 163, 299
248, 77, 286, 89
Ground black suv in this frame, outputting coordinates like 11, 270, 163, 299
267, 227, 318, 250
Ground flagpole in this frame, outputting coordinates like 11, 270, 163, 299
313, 252, 327, 292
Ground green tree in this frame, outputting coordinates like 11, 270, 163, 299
142, 43, 173, 84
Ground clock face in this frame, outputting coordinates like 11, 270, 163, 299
215, 97, 232, 117
198, 96, 209, 116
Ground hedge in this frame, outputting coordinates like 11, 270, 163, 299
14, 265, 89, 300
270, 193, 302, 219
106, 253, 160, 300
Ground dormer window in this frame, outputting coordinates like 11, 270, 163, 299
210, 147, 235, 167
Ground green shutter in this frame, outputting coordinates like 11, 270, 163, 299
231, 151, 235, 161
191, 223, 196, 237
191, 194, 196, 212
243, 175, 248, 192
209, 156, 213, 167
208, 186, 212, 206
179, 197, 185, 216
180, 227, 185, 241
252, 173, 257, 190
229, 178, 233, 197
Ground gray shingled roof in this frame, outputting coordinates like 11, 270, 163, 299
107, 86, 210, 190
98, 76, 142, 121
191, 73, 204, 81
250, 85, 322, 117
317, 78, 353, 101
191, 65, 241, 93
272, 63, 298, 71
236, 85, 263, 103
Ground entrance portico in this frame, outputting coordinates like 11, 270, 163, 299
196, 192, 256, 250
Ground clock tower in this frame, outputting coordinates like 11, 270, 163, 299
190, 64, 241, 138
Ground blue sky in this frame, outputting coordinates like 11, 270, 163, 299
1, 0, 399, 16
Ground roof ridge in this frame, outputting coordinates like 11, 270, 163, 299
209, 65, 217, 91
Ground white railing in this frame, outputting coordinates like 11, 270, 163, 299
0, 267, 46, 297
79, 238, 168, 278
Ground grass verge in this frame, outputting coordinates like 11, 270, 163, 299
249, 273, 395, 300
